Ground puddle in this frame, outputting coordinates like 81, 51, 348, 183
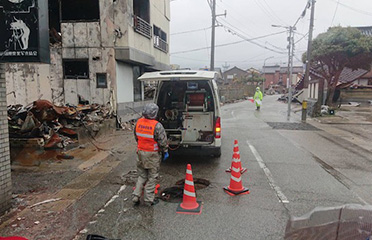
11, 148, 63, 166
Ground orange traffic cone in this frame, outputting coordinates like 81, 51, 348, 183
226, 140, 247, 174
176, 164, 202, 215
224, 157, 250, 196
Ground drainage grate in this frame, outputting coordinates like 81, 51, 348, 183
266, 122, 320, 131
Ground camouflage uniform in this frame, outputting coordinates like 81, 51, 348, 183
132, 103, 168, 205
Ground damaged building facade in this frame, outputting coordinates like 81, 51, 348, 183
5, 0, 170, 119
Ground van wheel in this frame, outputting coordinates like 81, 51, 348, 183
212, 148, 221, 158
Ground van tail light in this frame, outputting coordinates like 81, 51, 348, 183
215, 117, 221, 139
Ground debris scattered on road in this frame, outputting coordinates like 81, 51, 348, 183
122, 170, 138, 185
79, 228, 88, 234
8, 99, 115, 151
34, 221, 40, 225
348, 102, 361, 107
56, 153, 74, 160
321, 105, 330, 115
30, 198, 62, 208
120, 118, 137, 130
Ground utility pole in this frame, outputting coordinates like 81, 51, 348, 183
222, 62, 230, 72
287, 26, 295, 120
209, 0, 226, 71
210, 0, 216, 71
302, 0, 316, 121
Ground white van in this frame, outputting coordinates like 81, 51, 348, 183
138, 70, 221, 157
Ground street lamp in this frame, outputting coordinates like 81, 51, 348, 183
263, 56, 274, 92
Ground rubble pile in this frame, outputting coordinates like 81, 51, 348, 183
8, 99, 114, 149
144, 84, 156, 99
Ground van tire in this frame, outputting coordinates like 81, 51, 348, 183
212, 148, 221, 158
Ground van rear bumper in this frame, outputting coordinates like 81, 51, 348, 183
170, 145, 221, 156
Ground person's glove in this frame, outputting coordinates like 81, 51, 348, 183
163, 152, 169, 161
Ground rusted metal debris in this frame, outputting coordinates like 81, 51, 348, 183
8, 99, 114, 151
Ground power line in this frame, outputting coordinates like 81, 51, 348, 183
171, 27, 212, 36
217, 1, 259, 35
218, 21, 287, 54
329, 0, 372, 16
172, 54, 289, 64
170, 30, 286, 55
252, 0, 280, 24
330, 0, 340, 26
294, 32, 309, 44
261, 0, 288, 25
217, 18, 287, 53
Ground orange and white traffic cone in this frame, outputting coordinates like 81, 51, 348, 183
224, 157, 250, 196
176, 164, 202, 215
226, 140, 247, 174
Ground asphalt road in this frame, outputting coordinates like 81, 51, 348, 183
77, 96, 366, 240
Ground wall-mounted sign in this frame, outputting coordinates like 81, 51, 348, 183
0, 0, 49, 63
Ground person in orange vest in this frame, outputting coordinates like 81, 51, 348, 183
132, 103, 168, 206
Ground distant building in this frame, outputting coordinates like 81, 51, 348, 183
222, 66, 248, 84
356, 26, 372, 36
262, 65, 304, 89
199, 67, 223, 84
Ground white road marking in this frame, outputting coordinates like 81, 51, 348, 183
247, 141, 289, 204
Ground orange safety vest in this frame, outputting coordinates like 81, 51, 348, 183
135, 118, 159, 152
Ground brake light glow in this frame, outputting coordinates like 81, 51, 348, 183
215, 117, 221, 138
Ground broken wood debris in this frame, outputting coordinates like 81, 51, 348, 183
8, 99, 115, 151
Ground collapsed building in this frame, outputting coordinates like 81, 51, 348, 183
5, 0, 170, 119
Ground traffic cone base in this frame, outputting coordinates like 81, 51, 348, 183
223, 187, 250, 196
176, 201, 203, 215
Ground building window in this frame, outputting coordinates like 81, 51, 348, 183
48, 0, 63, 44
61, 0, 100, 21
133, 0, 150, 23
133, 0, 151, 38
96, 73, 107, 88
63, 60, 89, 79
153, 25, 168, 53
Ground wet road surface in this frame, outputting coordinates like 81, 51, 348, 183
76, 96, 368, 240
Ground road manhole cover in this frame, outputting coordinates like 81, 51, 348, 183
175, 178, 210, 190
160, 178, 210, 202
266, 122, 320, 131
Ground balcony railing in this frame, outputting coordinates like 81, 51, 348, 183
133, 15, 152, 39
153, 36, 168, 53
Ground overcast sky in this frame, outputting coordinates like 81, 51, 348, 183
169, 0, 372, 71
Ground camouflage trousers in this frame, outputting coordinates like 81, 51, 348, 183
132, 150, 161, 203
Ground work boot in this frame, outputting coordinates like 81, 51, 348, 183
144, 198, 159, 207
132, 196, 140, 205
